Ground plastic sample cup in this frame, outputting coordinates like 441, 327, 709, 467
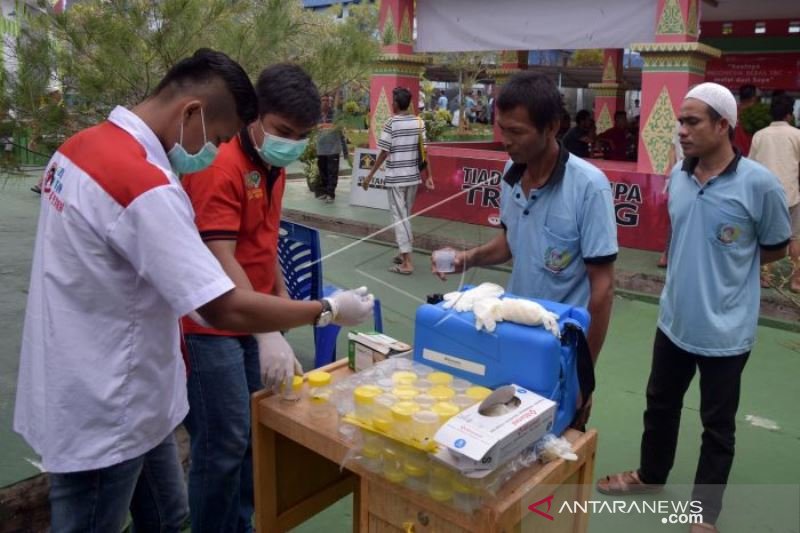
429, 386, 455, 403
451, 378, 471, 394
392, 386, 420, 402
415, 393, 436, 410
432, 249, 457, 273
360, 445, 382, 473
428, 371, 454, 387
372, 394, 396, 434
411, 410, 440, 443
392, 371, 418, 386
403, 451, 429, 492
382, 444, 407, 483
280, 376, 304, 402
390, 401, 419, 439
428, 464, 454, 502
432, 402, 460, 424
414, 378, 433, 392
453, 394, 476, 411
353, 385, 382, 424
452, 476, 481, 513
465, 386, 492, 403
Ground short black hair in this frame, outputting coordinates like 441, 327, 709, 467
739, 84, 757, 101
770, 94, 794, 121
154, 48, 257, 123
496, 72, 562, 132
256, 64, 321, 128
392, 87, 412, 111
575, 109, 592, 124
706, 106, 736, 142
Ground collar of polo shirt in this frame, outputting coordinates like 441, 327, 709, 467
681, 148, 742, 178
503, 141, 570, 188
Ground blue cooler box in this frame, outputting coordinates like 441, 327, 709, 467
413, 291, 590, 436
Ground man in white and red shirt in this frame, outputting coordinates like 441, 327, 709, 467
14, 49, 374, 533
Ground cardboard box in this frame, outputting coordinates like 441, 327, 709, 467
433, 385, 556, 473
347, 330, 412, 372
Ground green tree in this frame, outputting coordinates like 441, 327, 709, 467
431, 52, 493, 132
3, 0, 378, 152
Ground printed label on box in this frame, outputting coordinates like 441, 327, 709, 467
422, 348, 486, 376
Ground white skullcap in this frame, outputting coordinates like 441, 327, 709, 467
685, 82, 737, 128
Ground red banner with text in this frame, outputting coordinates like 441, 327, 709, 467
413, 148, 668, 252
705, 53, 800, 92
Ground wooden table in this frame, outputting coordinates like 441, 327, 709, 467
252, 360, 598, 532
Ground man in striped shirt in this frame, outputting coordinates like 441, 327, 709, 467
363, 87, 434, 274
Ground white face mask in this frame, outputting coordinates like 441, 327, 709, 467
167, 107, 218, 174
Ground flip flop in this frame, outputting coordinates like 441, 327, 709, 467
388, 265, 413, 275
596, 470, 664, 495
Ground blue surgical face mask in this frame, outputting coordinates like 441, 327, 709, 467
254, 123, 308, 168
167, 108, 218, 174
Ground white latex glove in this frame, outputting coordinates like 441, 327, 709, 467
187, 311, 211, 328
442, 282, 504, 312
497, 298, 561, 338
473, 297, 503, 332
255, 332, 302, 393
326, 286, 375, 327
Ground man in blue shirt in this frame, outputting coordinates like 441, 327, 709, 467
433, 72, 618, 427
597, 83, 791, 532
436, 89, 448, 112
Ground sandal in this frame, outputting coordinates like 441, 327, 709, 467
596, 470, 664, 495
388, 265, 413, 275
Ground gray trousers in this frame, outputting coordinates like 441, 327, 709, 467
387, 184, 418, 254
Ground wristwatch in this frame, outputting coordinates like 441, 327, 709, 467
315, 298, 334, 327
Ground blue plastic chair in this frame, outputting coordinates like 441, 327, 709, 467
277, 220, 383, 368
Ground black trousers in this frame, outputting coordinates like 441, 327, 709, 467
638, 328, 749, 525
316, 154, 339, 198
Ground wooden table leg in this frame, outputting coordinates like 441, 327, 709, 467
355, 477, 369, 532
252, 391, 279, 532
572, 431, 597, 533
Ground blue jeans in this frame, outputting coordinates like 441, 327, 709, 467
184, 334, 261, 533
49, 433, 188, 533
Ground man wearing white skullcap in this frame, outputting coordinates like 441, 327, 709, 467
598, 82, 791, 532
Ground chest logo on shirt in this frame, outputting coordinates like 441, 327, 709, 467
715, 223, 742, 245
245, 171, 262, 189
245, 171, 264, 200
544, 247, 573, 272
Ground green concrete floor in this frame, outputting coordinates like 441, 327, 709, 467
2, 173, 798, 532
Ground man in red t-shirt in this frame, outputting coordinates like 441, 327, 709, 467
181, 64, 320, 533
597, 111, 631, 161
